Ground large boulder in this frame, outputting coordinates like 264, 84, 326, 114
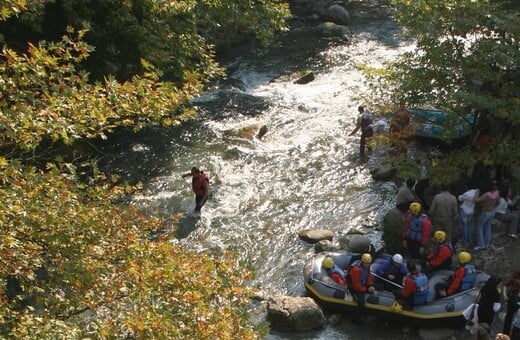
267, 295, 325, 332
370, 165, 396, 181
298, 229, 335, 243
320, 4, 351, 26
337, 233, 385, 255
314, 239, 340, 252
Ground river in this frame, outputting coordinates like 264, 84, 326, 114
106, 8, 421, 339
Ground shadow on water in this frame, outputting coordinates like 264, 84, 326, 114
174, 213, 201, 239
148, 212, 201, 241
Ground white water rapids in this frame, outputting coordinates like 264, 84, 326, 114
119, 12, 426, 339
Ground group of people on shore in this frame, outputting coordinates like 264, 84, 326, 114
397, 178, 520, 252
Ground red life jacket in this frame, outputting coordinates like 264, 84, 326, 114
192, 171, 209, 195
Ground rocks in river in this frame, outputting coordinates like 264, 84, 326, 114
246, 298, 269, 328
311, 22, 351, 38
346, 234, 372, 253
370, 165, 396, 181
294, 71, 315, 84
221, 123, 268, 140
298, 229, 335, 243
267, 295, 325, 332
417, 328, 456, 340
320, 4, 351, 26
256, 125, 268, 140
314, 239, 341, 252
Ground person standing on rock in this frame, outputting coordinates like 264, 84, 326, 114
477, 275, 503, 338
403, 202, 431, 260
182, 167, 209, 213
429, 182, 459, 243
474, 181, 499, 251
396, 179, 418, 212
502, 270, 520, 336
458, 182, 479, 247
349, 106, 373, 161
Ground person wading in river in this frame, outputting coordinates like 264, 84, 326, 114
182, 167, 210, 213
349, 106, 373, 161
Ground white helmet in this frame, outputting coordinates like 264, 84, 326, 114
392, 254, 403, 264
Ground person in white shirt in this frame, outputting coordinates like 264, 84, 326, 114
495, 187, 520, 239
458, 183, 479, 247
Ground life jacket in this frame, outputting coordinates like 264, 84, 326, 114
432, 242, 454, 267
411, 273, 429, 305
460, 264, 476, 291
328, 265, 346, 280
192, 171, 209, 196
407, 214, 426, 241
348, 260, 369, 286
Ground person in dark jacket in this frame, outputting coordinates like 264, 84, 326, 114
396, 179, 418, 212
502, 270, 520, 335
477, 275, 503, 336
182, 167, 210, 213
349, 106, 374, 160
374, 253, 408, 290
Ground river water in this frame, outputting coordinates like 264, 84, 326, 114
108, 11, 423, 340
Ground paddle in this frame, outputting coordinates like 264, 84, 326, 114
371, 272, 404, 289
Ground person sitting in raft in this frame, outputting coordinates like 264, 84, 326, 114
435, 251, 476, 299
374, 253, 408, 291
392, 260, 429, 309
424, 230, 454, 275
347, 253, 376, 315
322, 256, 347, 285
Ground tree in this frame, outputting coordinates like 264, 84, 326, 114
0, 162, 259, 338
0, 0, 289, 337
364, 0, 520, 185
1, 0, 290, 82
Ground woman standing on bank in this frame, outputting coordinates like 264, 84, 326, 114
477, 275, 503, 337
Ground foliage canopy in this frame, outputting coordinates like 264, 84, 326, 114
0, 0, 289, 337
365, 0, 520, 185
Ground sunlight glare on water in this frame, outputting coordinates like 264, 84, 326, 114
127, 15, 415, 339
